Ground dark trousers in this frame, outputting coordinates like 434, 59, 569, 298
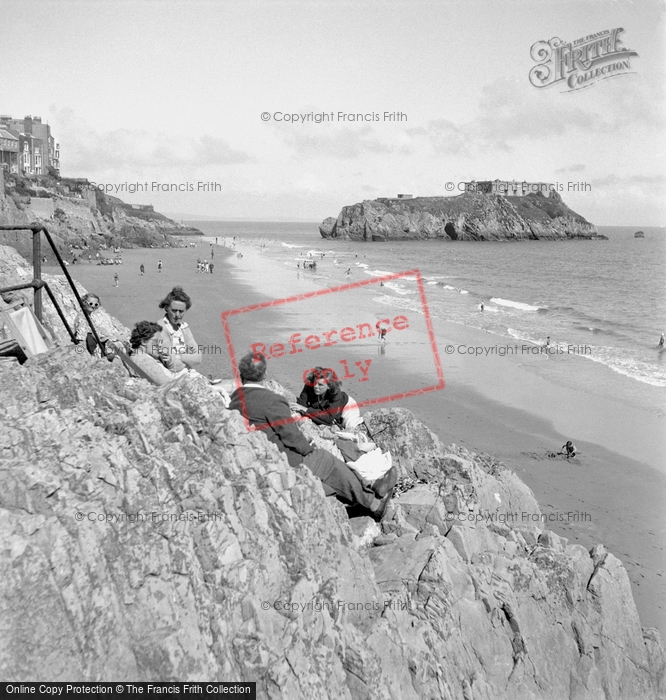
303, 448, 377, 510
85, 332, 107, 356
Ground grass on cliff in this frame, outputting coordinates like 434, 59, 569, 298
508, 192, 591, 224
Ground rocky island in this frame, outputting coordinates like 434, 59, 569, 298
320, 187, 601, 242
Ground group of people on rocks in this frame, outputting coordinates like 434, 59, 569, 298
229, 354, 396, 521
73, 285, 397, 521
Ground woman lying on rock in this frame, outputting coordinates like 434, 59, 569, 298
127, 320, 233, 404
290, 367, 363, 431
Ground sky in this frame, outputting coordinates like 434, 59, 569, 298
1, 0, 664, 225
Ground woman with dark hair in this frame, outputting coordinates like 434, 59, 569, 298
127, 320, 188, 385
128, 320, 232, 404
156, 286, 202, 372
291, 367, 362, 430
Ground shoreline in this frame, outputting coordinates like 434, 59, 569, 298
62, 239, 665, 639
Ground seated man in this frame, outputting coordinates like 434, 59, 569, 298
229, 352, 396, 520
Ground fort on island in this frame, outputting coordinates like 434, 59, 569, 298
380, 181, 558, 201
465, 179, 555, 195
381, 180, 590, 201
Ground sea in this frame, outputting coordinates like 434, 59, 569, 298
187, 221, 666, 419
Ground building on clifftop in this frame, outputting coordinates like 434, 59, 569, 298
0, 115, 60, 176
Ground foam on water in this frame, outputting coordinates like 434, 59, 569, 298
491, 297, 543, 312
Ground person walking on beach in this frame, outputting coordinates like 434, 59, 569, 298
659, 333, 665, 348
113, 272, 119, 287
158, 260, 163, 273
480, 302, 484, 312
140, 263, 145, 276
209, 263, 214, 274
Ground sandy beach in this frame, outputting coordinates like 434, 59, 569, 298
62, 238, 666, 639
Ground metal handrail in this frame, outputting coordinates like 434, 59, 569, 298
0, 223, 103, 350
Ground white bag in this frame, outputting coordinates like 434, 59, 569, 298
349, 448, 392, 481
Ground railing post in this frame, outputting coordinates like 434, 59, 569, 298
32, 228, 42, 322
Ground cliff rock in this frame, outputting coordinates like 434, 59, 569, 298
0, 244, 127, 346
0, 348, 663, 696
320, 191, 601, 241
1, 244, 664, 697
0, 173, 202, 261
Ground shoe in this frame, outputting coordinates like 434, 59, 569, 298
370, 488, 394, 522
371, 465, 398, 498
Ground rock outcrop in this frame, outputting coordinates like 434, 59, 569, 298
0, 172, 202, 261
1, 245, 663, 697
1, 341, 664, 696
320, 191, 601, 241
0, 244, 127, 347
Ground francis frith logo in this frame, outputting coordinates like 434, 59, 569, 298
529, 28, 638, 92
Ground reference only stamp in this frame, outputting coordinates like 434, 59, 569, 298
222, 269, 444, 431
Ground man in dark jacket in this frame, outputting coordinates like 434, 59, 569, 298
229, 353, 396, 520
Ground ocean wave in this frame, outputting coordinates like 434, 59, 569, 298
281, 242, 304, 248
384, 282, 415, 296
547, 305, 639, 334
372, 295, 425, 313
438, 283, 469, 294
507, 327, 540, 344
578, 350, 666, 388
363, 268, 394, 277
573, 324, 603, 334
491, 297, 543, 312
423, 275, 451, 282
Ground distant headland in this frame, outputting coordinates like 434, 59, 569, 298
0, 168, 202, 263
320, 180, 604, 241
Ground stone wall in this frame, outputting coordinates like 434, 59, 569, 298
28, 197, 55, 219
